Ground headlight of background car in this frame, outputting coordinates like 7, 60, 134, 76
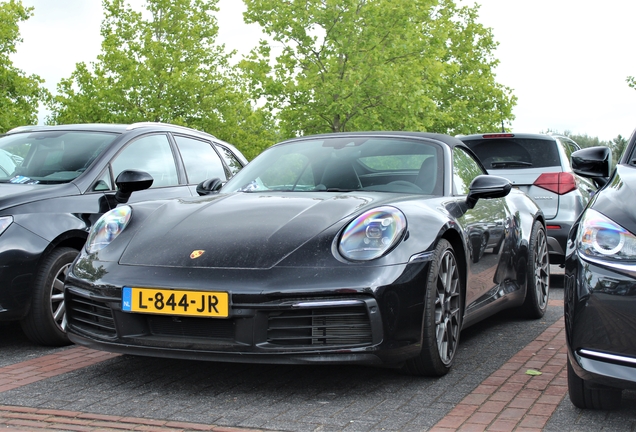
578, 208, 636, 261
339, 206, 407, 261
0, 216, 13, 236
86, 206, 132, 253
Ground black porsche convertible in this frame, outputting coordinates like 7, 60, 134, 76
64, 132, 549, 376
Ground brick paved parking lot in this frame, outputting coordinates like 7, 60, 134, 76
1, 273, 635, 431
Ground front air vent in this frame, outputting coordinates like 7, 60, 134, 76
66, 292, 116, 338
267, 306, 372, 347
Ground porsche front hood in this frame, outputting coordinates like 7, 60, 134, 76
119, 192, 377, 269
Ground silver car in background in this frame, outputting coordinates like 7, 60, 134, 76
459, 132, 596, 265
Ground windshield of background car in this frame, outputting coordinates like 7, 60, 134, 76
221, 137, 443, 195
0, 131, 117, 184
463, 138, 560, 170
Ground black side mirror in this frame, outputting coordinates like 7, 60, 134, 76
466, 175, 512, 209
571, 147, 611, 185
115, 170, 153, 203
196, 177, 223, 196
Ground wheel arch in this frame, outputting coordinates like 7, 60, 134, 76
37, 230, 87, 270
441, 228, 467, 304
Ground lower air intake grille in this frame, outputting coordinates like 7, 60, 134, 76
147, 316, 234, 339
67, 292, 116, 338
267, 306, 372, 347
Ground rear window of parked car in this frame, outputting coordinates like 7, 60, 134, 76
464, 138, 560, 170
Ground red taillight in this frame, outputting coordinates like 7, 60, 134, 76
533, 172, 576, 195
482, 133, 515, 139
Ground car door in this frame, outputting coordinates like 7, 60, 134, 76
91, 133, 194, 206
171, 134, 233, 195
451, 147, 508, 315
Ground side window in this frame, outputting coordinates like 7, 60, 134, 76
559, 138, 579, 161
92, 169, 112, 191
453, 148, 484, 195
174, 135, 226, 184
111, 134, 178, 188
216, 145, 243, 176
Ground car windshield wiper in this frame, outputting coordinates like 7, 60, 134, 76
490, 161, 533, 168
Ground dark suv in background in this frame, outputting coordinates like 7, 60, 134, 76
459, 132, 596, 264
0, 122, 247, 346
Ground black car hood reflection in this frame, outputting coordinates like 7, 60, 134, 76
120, 192, 378, 269
0, 183, 80, 210
592, 165, 636, 235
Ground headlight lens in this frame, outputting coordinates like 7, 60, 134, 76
86, 206, 132, 253
339, 206, 407, 261
0, 216, 13, 236
578, 208, 636, 260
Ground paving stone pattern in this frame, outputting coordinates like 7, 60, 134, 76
1, 284, 635, 431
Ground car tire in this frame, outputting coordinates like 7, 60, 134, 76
20, 247, 77, 347
520, 221, 550, 319
567, 357, 622, 409
404, 239, 463, 376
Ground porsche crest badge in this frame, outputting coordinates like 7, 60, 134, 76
190, 250, 205, 259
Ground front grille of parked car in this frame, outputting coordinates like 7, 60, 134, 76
66, 291, 116, 338
147, 316, 234, 339
267, 306, 372, 347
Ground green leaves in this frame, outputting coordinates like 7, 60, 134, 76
242, 0, 516, 138
0, 0, 51, 133
46, 0, 277, 160
40, 0, 516, 158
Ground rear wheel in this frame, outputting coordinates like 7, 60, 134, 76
20, 247, 77, 346
520, 221, 550, 318
567, 357, 622, 409
404, 239, 463, 376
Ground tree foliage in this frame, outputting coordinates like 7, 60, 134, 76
0, 0, 50, 133
241, 0, 516, 138
47, 0, 277, 159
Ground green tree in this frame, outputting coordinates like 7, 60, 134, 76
0, 0, 50, 133
47, 0, 277, 160
240, 0, 515, 138
611, 134, 628, 162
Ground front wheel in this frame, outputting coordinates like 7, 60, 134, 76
520, 221, 550, 318
567, 357, 621, 409
404, 239, 463, 376
20, 247, 78, 346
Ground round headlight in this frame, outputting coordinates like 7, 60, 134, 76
579, 209, 636, 260
338, 206, 407, 261
86, 206, 132, 253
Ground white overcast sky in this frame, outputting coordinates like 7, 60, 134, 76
10, 0, 636, 141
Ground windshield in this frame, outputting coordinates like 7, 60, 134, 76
0, 131, 118, 184
222, 136, 443, 195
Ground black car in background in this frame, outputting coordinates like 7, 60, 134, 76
0, 123, 247, 346
565, 136, 636, 409
460, 133, 596, 264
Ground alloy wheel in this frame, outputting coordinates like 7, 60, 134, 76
533, 228, 550, 310
435, 250, 461, 365
50, 262, 70, 332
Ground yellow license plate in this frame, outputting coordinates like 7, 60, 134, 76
122, 287, 229, 318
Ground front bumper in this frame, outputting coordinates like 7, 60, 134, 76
65, 258, 432, 366
564, 253, 636, 390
